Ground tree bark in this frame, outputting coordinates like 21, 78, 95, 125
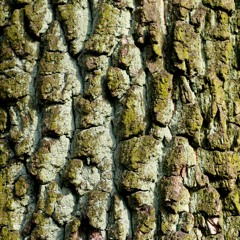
0, 0, 240, 239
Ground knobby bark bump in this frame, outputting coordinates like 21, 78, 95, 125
0, 0, 240, 239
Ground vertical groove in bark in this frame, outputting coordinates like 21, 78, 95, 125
0, 0, 240, 239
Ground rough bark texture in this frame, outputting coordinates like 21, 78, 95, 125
0, 0, 240, 239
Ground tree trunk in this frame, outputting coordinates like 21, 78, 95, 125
0, 0, 240, 239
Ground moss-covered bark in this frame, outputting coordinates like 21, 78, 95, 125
0, 0, 240, 239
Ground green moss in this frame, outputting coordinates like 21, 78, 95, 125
198, 149, 237, 186
0, 102, 7, 121
117, 44, 136, 68
0, 140, 11, 168
43, 105, 68, 136
0, 168, 18, 236
161, 212, 179, 234
107, 67, 130, 98
64, 159, 83, 185
83, 71, 102, 99
4, 9, 37, 59
117, 136, 157, 171
202, 0, 235, 13
0, 72, 30, 100
223, 189, 240, 214
127, 191, 150, 209
38, 74, 66, 103
0, 0, 11, 27
0, 59, 16, 73
178, 212, 194, 233
149, 23, 163, 57
161, 176, 190, 213
84, 34, 116, 55
120, 106, 144, 139
28, 138, 55, 177
14, 176, 29, 197
30, 212, 49, 239
68, 218, 81, 233
178, 102, 203, 143
162, 231, 194, 240
86, 190, 109, 229
205, 41, 232, 81
73, 129, 99, 159
173, 21, 201, 75
224, 216, 240, 240
164, 137, 196, 176
44, 185, 58, 216
94, 3, 119, 35
193, 185, 222, 216
39, 51, 66, 74
151, 69, 173, 126
116, 88, 145, 139
134, 205, 155, 239
14, 137, 32, 158
57, 3, 80, 44
121, 170, 142, 191
0, 227, 21, 240
65, 217, 81, 239
84, 3, 120, 54
58, 3, 82, 54
42, 21, 67, 52
24, 0, 48, 37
